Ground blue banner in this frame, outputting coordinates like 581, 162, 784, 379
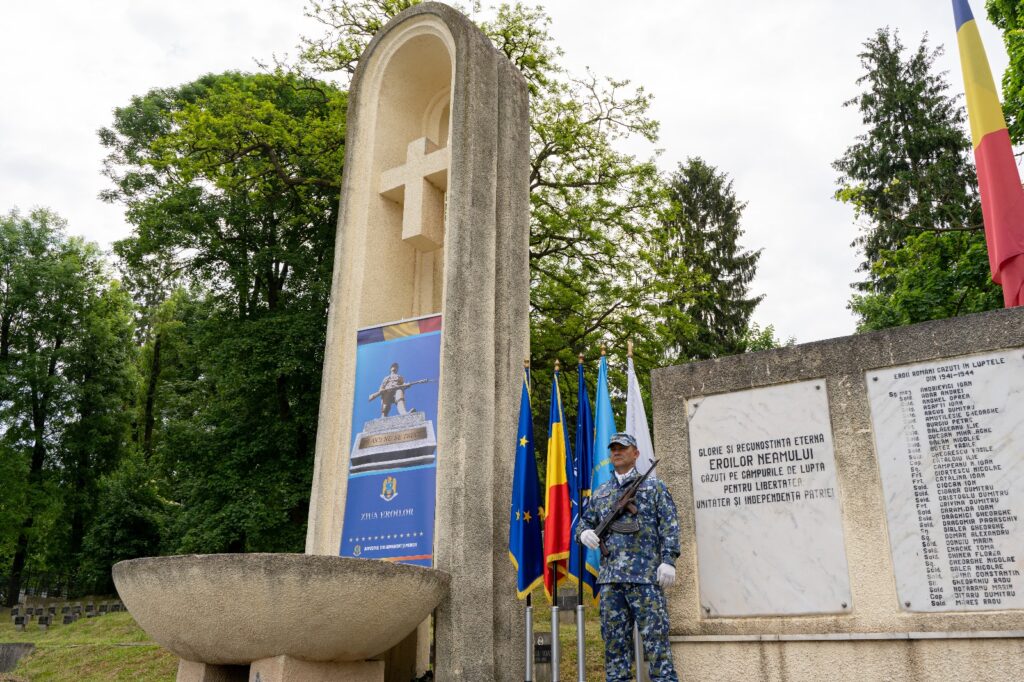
339, 315, 441, 567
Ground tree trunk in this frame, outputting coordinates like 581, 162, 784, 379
142, 332, 162, 459
4, 520, 31, 607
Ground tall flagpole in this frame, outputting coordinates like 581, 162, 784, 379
524, 360, 534, 682
628, 341, 644, 682
551, 359, 561, 682
575, 353, 587, 682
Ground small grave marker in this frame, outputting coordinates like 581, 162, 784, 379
533, 632, 553, 682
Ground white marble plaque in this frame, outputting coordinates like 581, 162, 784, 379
867, 349, 1024, 612
688, 380, 852, 617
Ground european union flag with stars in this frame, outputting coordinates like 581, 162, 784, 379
509, 364, 544, 598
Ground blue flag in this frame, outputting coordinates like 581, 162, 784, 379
568, 358, 598, 602
587, 353, 619, 594
509, 365, 544, 598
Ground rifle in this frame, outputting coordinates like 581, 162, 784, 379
368, 378, 431, 401
592, 459, 659, 557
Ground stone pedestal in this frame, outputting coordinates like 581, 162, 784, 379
350, 412, 437, 473
249, 656, 384, 682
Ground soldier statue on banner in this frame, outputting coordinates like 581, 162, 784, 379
369, 362, 429, 417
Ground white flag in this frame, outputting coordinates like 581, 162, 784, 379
625, 357, 656, 477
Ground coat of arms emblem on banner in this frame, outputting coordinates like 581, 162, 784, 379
380, 475, 398, 502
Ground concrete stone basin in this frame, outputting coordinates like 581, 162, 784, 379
112, 553, 450, 665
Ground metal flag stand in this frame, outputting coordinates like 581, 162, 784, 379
576, 540, 586, 682
551, 581, 560, 681
525, 593, 534, 682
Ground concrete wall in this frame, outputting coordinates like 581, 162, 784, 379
651, 307, 1024, 681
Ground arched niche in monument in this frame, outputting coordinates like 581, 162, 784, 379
306, 3, 530, 681
346, 20, 453, 323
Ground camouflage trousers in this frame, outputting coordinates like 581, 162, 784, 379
599, 583, 679, 682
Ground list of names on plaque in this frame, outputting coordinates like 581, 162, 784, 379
867, 349, 1024, 612
688, 380, 852, 617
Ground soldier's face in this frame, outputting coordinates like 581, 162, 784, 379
610, 444, 639, 473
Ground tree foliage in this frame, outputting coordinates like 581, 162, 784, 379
0, 208, 135, 604
98, 71, 346, 553
834, 28, 1000, 330
988, 0, 1024, 143
654, 157, 763, 361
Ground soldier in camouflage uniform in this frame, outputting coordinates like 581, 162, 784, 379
577, 432, 680, 682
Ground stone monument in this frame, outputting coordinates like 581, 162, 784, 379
114, 4, 529, 681
652, 306, 1024, 681
305, 3, 530, 681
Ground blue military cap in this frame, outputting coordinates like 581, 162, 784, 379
608, 432, 637, 448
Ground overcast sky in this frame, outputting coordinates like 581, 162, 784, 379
0, 1, 1009, 345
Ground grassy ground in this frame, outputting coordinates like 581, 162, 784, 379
0, 605, 176, 681
532, 591, 608, 680
0, 596, 614, 681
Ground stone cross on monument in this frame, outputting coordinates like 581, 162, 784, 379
305, 3, 530, 681
380, 137, 449, 251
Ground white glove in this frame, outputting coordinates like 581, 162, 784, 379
580, 529, 600, 550
656, 563, 676, 590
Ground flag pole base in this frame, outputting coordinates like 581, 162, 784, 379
551, 602, 560, 682
576, 604, 586, 682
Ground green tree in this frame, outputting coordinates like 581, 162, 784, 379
50, 280, 137, 574
79, 451, 169, 593
0, 208, 134, 604
100, 71, 346, 553
988, 0, 1024, 143
654, 157, 763, 361
834, 29, 1000, 329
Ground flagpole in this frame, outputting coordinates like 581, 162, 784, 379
627, 341, 644, 682
525, 592, 534, 682
525, 361, 535, 682
517, 358, 537, 682
576, 551, 586, 682
575, 353, 588, 682
551, 359, 561, 682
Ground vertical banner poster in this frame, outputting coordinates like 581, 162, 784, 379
340, 315, 441, 567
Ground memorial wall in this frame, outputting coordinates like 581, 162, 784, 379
651, 307, 1024, 681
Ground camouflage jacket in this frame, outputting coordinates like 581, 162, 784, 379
576, 469, 681, 584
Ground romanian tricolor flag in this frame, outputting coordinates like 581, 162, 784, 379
954, 0, 1024, 306
543, 366, 574, 597
509, 363, 544, 598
